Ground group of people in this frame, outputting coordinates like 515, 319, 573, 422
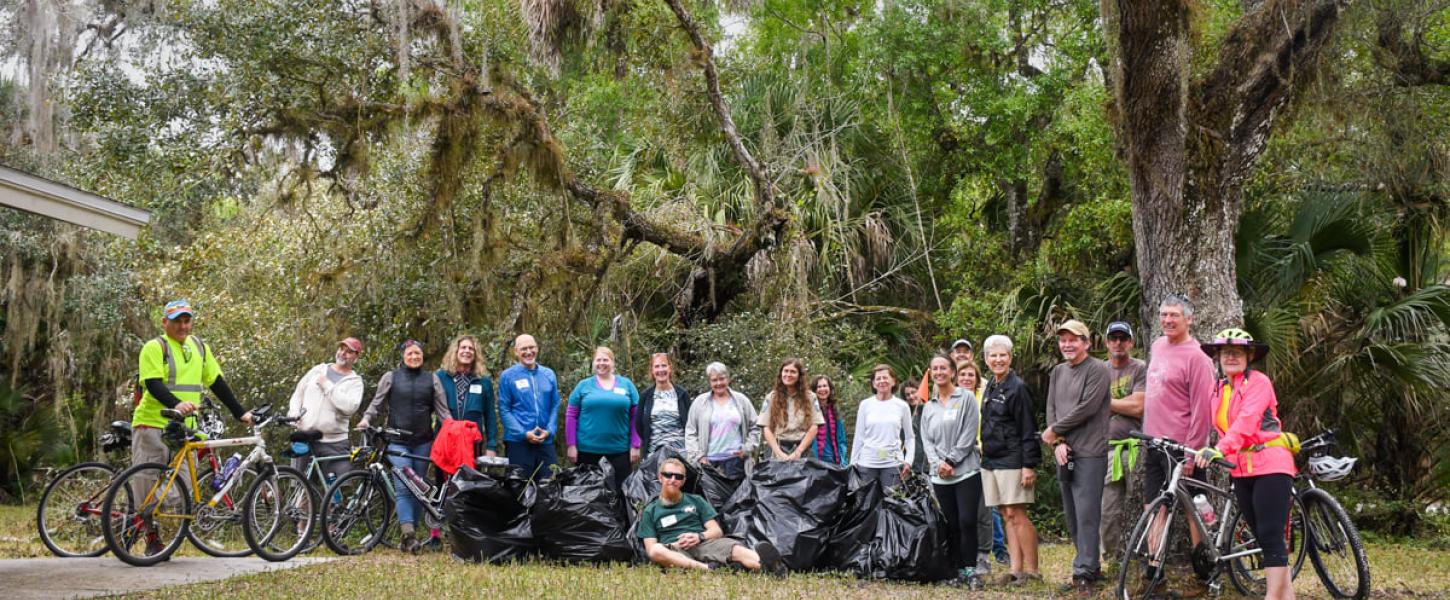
129, 294, 1296, 599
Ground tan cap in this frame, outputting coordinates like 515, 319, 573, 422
1057, 319, 1091, 339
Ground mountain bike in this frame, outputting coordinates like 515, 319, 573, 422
37, 404, 227, 558
1117, 431, 1255, 599
1294, 430, 1370, 598
99, 404, 312, 565
321, 426, 500, 555
282, 428, 358, 554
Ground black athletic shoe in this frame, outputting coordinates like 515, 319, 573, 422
754, 541, 786, 577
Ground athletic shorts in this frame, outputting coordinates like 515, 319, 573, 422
982, 468, 1035, 506
1142, 449, 1174, 500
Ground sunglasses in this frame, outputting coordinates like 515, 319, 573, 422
660, 472, 687, 481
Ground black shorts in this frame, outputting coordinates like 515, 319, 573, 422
1142, 449, 1174, 501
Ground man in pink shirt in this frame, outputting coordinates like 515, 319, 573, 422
1141, 293, 1217, 567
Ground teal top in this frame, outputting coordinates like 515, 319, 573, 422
566, 375, 641, 454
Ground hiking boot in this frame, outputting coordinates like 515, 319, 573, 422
754, 541, 786, 577
399, 531, 418, 554
1059, 576, 1098, 598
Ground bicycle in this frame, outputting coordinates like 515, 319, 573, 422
37, 404, 228, 558
321, 426, 500, 555
1293, 430, 1370, 598
34, 420, 133, 557
1116, 431, 1257, 599
282, 428, 359, 554
99, 404, 314, 565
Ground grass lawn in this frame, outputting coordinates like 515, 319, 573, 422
5, 503, 1448, 598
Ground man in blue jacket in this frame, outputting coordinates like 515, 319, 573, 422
498, 333, 560, 481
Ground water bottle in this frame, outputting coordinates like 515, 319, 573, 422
402, 466, 434, 496
214, 454, 242, 491
1193, 494, 1217, 526
326, 472, 341, 504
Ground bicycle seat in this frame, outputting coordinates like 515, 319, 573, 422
289, 429, 324, 443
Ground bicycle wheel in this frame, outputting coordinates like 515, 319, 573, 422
320, 470, 394, 555
1303, 489, 1370, 599
186, 466, 258, 557
37, 462, 116, 557
100, 462, 192, 567
1227, 494, 1307, 595
1117, 495, 1182, 600
242, 465, 319, 562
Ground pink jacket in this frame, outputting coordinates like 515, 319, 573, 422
1213, 371, 1296, 478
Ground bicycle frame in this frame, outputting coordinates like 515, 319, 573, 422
138, 429, 274, 522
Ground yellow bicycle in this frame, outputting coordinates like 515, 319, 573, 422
99, 404, 316, 566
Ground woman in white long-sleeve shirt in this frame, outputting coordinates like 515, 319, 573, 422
850, 364, 915, 489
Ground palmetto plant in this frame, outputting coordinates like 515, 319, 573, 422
1237, 191, 1450, 532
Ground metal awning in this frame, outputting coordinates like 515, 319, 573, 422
0, 163, 150, 239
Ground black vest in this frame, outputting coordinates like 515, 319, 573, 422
387, 367, 437, 446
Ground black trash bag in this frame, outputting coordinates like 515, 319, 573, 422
721, 458, 851, 571
829, 473, 956, 582
819, 466, 885, 570
445, 466, 536, 563
530, 460, 634, 563
697, 462, 744, 515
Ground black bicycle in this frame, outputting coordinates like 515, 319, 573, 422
1117, 431, 1254, 599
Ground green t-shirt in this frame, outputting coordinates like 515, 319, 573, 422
134, 335, 222, 428
637, 493, 716, 545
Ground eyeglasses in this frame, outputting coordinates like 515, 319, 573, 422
660, 472, 687, 481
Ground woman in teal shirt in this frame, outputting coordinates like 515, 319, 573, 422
566, 346, 641, 489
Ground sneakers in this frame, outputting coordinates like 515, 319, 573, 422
754, 541, 786, 577
1058, 575, 1099, 598
399, 531, 418, 554
992, 572, 1023, 586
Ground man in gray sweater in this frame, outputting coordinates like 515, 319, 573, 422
1040, 319, 1112, 597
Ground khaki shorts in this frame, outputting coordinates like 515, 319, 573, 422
982, 468, 1035, 507
672, 537, 742, 563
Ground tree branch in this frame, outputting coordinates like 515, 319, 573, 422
1374, 7, 1450, 86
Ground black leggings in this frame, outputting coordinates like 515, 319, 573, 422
933, 475, 982, 571
577, 451, 632, 491
1233, 473, 1294, 568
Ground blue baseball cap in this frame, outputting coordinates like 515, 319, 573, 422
163, 300, 194, 321
1105, 321, 1134, 338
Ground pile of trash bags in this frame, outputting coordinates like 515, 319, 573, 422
446, 455, 953, 582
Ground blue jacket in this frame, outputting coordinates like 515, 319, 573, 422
498, 363, 561, 444
436, 369, 498, 450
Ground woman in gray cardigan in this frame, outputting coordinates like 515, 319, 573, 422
921, 354, 984, 585
684, 362, 759, 479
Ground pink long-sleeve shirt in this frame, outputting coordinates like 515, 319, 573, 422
1214, 371, 1296, 478
1143, 335, 1217, 453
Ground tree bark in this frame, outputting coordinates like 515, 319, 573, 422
1102, 0, 1351, 336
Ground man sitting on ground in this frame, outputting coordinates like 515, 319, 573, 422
639, 458, 782, 573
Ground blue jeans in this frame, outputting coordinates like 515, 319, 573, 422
387, 442, 432, 527
993, 507, 1008, 561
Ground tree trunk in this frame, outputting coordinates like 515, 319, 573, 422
1103, 0, 1350, 337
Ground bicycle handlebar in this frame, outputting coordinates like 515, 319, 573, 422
1127, 430, 1237, 470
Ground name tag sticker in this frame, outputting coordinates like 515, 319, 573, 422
613, 387, 627, 395
469, 384, 483, 394
660, 514, 678, 527
514, 379, 531, 390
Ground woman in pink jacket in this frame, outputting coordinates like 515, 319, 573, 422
1195, 328, 1296, 600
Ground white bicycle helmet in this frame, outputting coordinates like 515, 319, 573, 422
1308, 455, 1357, 481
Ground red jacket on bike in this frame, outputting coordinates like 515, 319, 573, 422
431, 418, 482, 475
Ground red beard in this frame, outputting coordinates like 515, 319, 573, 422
660, 486, 683, 504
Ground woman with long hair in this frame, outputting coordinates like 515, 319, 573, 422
436, 334, 497, 456
757, 358, 824, 461
811, 375, 849, 465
